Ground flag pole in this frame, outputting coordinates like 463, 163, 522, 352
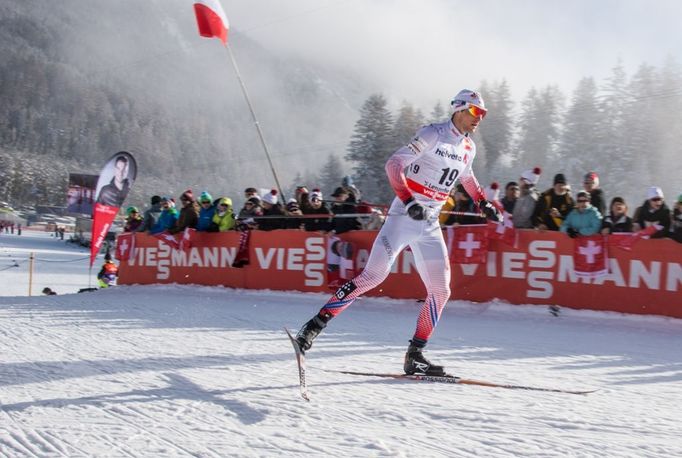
224, 43, 286, 201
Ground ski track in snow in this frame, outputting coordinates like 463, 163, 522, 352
1, 232, 682, 457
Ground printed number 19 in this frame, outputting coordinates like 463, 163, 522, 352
439, 168, 459, 186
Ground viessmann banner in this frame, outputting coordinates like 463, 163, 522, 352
117, 230, 682, 319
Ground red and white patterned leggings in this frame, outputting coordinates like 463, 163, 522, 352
319, 214, 451, 343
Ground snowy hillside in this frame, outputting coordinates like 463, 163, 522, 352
1, 232, 681, 457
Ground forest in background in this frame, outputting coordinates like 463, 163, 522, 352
1, 0, 680, 212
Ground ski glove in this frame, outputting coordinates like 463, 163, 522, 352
404, 197, 426, 221
480, 199, 503, 223
567, 227, 580, 238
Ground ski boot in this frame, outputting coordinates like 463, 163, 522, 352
296, 312, 331, 353
404, 339, 446, 376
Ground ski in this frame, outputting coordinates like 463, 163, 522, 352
284, 327, 310, 401
329, 370, 597, 395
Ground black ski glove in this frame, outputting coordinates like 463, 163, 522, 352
479, 199, 503, 223
404, 197, 426, 221
567, 227, 580, 238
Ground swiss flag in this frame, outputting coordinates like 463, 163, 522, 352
573, 235, 609, 278
194, 0, 229, 44
448, 225, 489, 264
179, 227, 196, 251
152, 231, 180, 250
486, 211, 516, 246
115, 232, 136, 262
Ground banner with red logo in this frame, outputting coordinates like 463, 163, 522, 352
118, 230, 682, 319
573, 235, 609, 278
90, 152, 137, 267
447, 225, 489, 264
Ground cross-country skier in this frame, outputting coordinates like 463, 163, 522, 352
294, 89, 502, 376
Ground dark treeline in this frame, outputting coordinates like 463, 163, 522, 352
0, 0, 362, 208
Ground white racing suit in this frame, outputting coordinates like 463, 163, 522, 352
319, 119, 485, 343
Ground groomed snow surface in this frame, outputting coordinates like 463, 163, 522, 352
1, 231, 681, 457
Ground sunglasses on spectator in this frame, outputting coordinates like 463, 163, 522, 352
650, 197, 663, 202
467, 105, 487, 118
201, 200, 211, 204
577, 199, 589, 203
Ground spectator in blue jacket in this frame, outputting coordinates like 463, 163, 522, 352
149, 197, 179, 234
196, 191, 216, 231
560, 191, 602, 238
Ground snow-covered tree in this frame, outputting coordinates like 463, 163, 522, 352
557, 77, 602, 184
345, 94, 394, 204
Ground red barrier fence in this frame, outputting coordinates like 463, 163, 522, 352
118, 230, 682, 319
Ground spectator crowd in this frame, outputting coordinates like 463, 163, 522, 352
122, 171, 682, 244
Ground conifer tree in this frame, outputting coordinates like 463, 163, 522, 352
345, 94, 394, 204
514, 85, 564, 178
557, 77, 601, 183
479, 80, 514, 180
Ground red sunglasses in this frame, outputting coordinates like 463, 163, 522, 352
466, 105, 487, 118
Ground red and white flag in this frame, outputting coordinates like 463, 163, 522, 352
607, 225, 661, 251
152, 231, 180, 250
194, 0, 229, 44
447, 225, 489, 264
179, 227, 196, 252
573, 235, 609, 278
486, 211, 516, 247
115, 232, 136, 262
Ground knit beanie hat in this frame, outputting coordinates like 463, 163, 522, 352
584, 172, 599, 187
520, 167, 541, 185
310, 189, 323, 202
246, 196, 261, 206
286, 198, 300, 212
553, 173, 567, 185
181, 189, 194, 202
261, 189, 278, 205
646, 186, 664, 200
611, 196, 626, 206
199, 191, 213, 203
576, 191, 590, 201
484, 182, 500, 201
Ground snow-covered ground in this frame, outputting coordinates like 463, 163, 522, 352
1, 231, 681, 457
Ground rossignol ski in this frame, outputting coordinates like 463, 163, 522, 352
284, 328, 310, 401
329, 370, 597, 395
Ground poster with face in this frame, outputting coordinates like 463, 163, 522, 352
66, 173, 99, 215
95, 152, 138, 208
90, 151, 138, 267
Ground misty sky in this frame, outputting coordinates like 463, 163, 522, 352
223, 0, 682, 108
